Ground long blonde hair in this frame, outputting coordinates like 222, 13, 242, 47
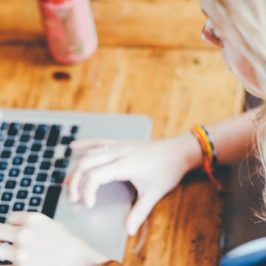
208, 0, 266, 210
208, 0, 266, 96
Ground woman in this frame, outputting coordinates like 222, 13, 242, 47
0, 0, 265, 265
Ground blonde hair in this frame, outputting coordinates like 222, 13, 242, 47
209, 0, 266, 212
208, 0, 266, 96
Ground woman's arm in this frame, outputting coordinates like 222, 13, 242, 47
66, 108, 260, 235
188, 107, 259, 170
208, 107, 259, 164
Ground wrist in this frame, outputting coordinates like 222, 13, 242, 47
167, 132, 203, 174
180, 132, 203, 172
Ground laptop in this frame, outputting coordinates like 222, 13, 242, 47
0, 108, 152, 262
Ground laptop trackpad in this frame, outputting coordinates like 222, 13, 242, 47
53, 182, 134, 262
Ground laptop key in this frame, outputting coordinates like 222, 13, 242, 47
36, 173, 47, 182
5, 181, 16, 189
23, 123, 35, 131
1, 122, 8, 130
20, 134, 30, 142
42, 186, 62, 218
28, 155, 38, 163
28, 209, 38, 212
33, 185, 44, 194
13, 156, 23, 165
0, 173, 4, 182
4, 139, 14, 148
17, 190, 28, 199
34, 125, 48, 141
16, 145, 27, 154
1, 151, 11, 159
29, 197, 41, 207
8, 123, 20, 136
47, 125, 61, 147
43, 149, 54, 159
0, 217, 6, 223
55, 159, 69, 168
1, 192, 13, 202
38, 124, 49, 129
24, 166, 35, 175
40, 161, 51, 170
31, 143, 41, 152
51, 171, 65, 183
0, 261, 12, 265
0, 205, 9, 214
64, 148, 72, 158
61, 136, 74, 145
20, 178, 31, 187
0, 162, 8, 171
13, 203, 25, 211
71, 125, 79, 135
9, 168, 20, 177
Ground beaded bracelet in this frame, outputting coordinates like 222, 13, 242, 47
191, 125, 222, 191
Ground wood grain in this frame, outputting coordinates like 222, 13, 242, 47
0, 0, 209, 48
0, 46, 242, 139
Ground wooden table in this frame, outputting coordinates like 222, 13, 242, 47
0, 1, 244, 265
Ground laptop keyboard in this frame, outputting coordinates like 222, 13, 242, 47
0, 122, 79, 223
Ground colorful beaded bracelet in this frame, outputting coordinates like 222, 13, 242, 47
191, 125, 222, 191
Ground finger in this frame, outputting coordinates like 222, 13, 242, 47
82, 177, 100, 208
72, 146, 110, 157
8, 212, 31, 226
82, 175, 112, 209
0, 243, 15, 262
82, 162, 129, 208
70, 139, 116, 151
66, 159, 89, 202
126, 191, 161, 236
71, 139, 136, 152
67, 151, 127, 202
0, 224, 18, 243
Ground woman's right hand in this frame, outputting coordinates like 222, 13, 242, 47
65, 133, 202, 236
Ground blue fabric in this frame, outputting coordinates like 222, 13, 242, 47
221, 238, 266, 266
221, 250, 266, 266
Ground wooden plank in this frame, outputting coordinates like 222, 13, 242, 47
0, 46, 242, 138
0, 0, 209, 48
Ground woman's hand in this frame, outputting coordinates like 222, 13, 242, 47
66, 133, 202, 236
0, 212, 108, 266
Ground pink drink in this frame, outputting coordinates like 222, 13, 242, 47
39, 0, 98, 64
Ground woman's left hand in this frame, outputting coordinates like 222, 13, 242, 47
0, 212, 108, 266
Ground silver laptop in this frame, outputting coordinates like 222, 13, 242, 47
0, 109, 152, 262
